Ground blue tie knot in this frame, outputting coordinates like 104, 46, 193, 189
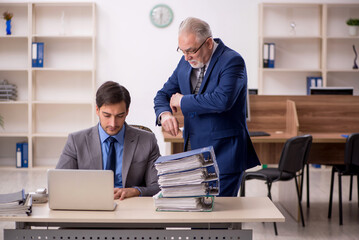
108, 136, 117, 144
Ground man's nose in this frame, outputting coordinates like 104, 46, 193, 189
109, 117, 116, 126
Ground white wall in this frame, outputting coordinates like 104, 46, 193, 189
2, 0, 358, 156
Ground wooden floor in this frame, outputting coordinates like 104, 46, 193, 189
0, 166, 358, 240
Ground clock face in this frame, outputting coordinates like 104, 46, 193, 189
150, 4, 173, 28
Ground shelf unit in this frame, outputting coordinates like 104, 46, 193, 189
0, 2, 96, 168
259, 3, 359, 95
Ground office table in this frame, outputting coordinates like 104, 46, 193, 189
1, 197, 284, 240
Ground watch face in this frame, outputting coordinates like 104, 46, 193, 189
150, 4, 173, 28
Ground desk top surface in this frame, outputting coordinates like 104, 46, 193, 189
163, 131, 349, 143
0, 197, 284, 223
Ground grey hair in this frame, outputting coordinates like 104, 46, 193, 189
179, 17, 212, 43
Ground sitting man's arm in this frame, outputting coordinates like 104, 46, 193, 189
118, 131, 161, 200
56, 133, 79, 169
113, 188, 140, 200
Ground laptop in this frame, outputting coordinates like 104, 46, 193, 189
47, 169, 117, 211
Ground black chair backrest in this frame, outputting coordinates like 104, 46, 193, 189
345, 133, 359, 166
278, 135, 313, 174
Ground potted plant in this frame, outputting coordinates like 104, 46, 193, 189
346, 18, 359, 36
3, 11, 13, 35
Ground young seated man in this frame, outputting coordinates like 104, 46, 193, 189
56, 81, 160, 200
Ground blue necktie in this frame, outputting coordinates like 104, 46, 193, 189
106, 137, 117, 175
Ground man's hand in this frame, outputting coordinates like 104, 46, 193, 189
170, 93, 183, 113
161, 112, 179, 136
114, 188, 140, 200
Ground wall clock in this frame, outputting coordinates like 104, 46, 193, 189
150, 4, 173, 28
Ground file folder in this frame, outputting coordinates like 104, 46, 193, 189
32, 42, 44, 68
16, 142, 28, 168
263, 43, 269, 68
268, 43, 275, 68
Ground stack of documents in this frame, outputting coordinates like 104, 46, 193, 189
0, 189, 32, 216
0, 79, 17, 101
154, 193, 214, 212
153, 146, 219, 212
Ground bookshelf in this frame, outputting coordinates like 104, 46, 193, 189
259, 3, 359, 95
0, 2, 96, 168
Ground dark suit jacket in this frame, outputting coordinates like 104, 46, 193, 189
56, 123, 160, 196
154, 38, 260, 174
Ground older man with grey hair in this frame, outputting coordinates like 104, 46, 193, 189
154, 17, 260, 196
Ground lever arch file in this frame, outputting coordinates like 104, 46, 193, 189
153, 146, 220, 211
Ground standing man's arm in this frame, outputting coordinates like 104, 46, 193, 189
154, 67, 182, 136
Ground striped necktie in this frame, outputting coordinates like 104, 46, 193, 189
193, 65, 206, 94
187, 66, 206, 151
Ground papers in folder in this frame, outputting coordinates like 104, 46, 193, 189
0, 189, 32, 216
153, 146, 220, 212
153, 192, 214, 212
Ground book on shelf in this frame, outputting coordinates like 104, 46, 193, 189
0, 189, 32, 216
153, 146, 219, 212
32, 42, 44, 68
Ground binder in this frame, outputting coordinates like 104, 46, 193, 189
16, 143, 28, 168
306, 77, 316, 95
0, 189, 32, 216
153, 192, 214, 212
32, 42, 44, 68
316, 77, 323, 87
268, 43, 275, 68
306, 76, 323, 95
153, 146, 220, 211
263, 43, 269, 68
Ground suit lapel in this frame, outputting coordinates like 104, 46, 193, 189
182, 62, 193, 94
86, 125, 103, 169
198, 39, 224, 93
122, 123, 138, 187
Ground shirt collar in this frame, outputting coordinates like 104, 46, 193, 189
98, 123, 126, 144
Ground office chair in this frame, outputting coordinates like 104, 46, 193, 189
130, 125, 153, 133
300, 158, 311, 208
240, 134, 312, 235
328, 133, 359, 225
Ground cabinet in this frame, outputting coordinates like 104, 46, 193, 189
0, 2, 96, 168
259, 3, 359, 95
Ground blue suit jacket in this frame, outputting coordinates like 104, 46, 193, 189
154, 38, 260, 174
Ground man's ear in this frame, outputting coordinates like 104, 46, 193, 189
96, 105, 100, 116
207, 38, 214, 50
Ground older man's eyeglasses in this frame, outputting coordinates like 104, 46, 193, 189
177, 37, 211, 55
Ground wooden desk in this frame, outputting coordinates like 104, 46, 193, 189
2, 197, 284, 240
